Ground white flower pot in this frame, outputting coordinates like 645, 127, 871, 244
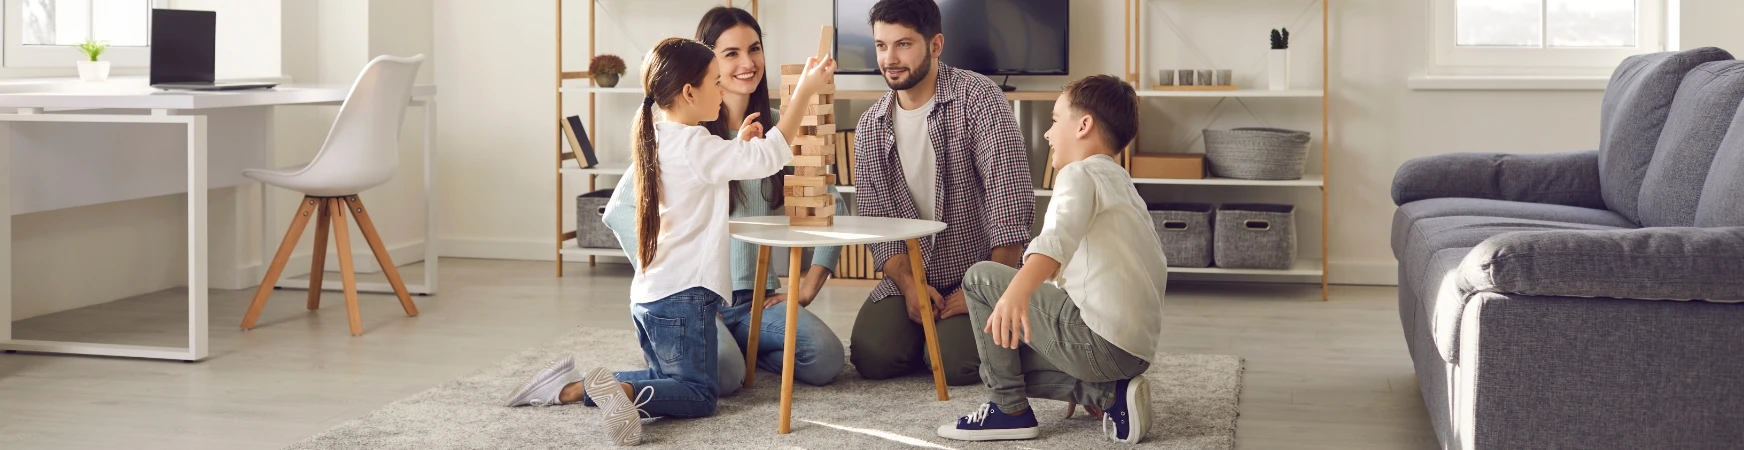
77, 61, 110, 82
1267, 49, 1290, 91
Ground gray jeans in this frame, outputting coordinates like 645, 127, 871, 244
961, 261, 1151, 413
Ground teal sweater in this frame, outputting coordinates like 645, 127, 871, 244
601, 113, 846, 292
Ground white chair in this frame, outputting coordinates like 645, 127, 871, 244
241, 54, 425, 336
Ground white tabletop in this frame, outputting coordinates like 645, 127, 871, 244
729, 216, 946, 247
0, 83, 438, 110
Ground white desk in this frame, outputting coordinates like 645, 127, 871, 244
729, 215, 949, 434
0, 83, 438, 362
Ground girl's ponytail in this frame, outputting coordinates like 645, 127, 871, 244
631, 37, 717, 270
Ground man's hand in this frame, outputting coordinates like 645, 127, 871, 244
906, 285, 944, 323
937, 290, 969, 320
982, 286, 1031, 349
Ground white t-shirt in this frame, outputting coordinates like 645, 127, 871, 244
610, 121, 794, 304
892, 97, 938, 220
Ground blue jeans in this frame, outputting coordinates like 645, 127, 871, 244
714, 290, 846, 395
611, 287, 721, 418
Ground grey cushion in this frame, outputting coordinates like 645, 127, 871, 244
1598, 47, 1734, 225
1460, 227, 1744, 302
1392, 150, 1605, 208
1696, 97, 1744, 227
1391, 198, 1636, 260
1637, 61, 1744, 227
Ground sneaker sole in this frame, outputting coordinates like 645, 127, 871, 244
1121, 377, 1153, 444
583, 367, 643, 446
503, 357, 574, 407
936, 424, 1040, 441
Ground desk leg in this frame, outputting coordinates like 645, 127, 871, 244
907, 238, 948, 401
186, 116, 210, 361
745, 245, 770, 389
778, 246, 803, 434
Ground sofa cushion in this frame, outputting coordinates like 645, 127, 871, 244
1391, 198, 1636, 259
1599, 47, 1733, 225
1638, 61, 1744, 227
1696, 96, 1744, 227
1459, 227, 1744, 302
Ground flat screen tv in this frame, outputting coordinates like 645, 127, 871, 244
834, 0, 1069, 76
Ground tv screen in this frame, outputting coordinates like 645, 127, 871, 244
834, 0, 1069, 76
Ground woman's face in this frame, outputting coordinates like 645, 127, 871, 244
711, 24, 765, 98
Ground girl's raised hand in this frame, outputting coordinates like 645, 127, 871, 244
789, 56, 837, 104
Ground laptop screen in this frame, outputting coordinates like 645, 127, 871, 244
149, 9, 216, 85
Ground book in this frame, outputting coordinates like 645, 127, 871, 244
562, 115, 598, 168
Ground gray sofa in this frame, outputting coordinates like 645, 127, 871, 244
1390, 47, 1744, 449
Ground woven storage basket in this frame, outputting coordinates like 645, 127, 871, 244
1203, 127, 1310, 180
1148, 203, 1214, 268
1213, 203, 1296, 270
574, 189, 619, 249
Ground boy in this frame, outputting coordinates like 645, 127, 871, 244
935, 74, 1167, 444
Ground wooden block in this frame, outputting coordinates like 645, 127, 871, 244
803, 103, 835, 115
785, 195, 835, 208
790, 155, 836, 166
818, 94, 835, 104
781, 74, 834, 86
790, 216, 833, 227
784, 185, 823, 197
793, 166, 827, 176
792, 143, 835, 156
800, 123, 837, 136
784, 174, 837, 186
800, 114, 834, 126
781, 64, 804, 75
792, 134, 836, 146
784, 82, 837, 96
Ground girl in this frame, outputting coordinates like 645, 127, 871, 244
503, 37, 835, 447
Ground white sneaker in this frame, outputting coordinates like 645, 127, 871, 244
583, 367, 647, 446
504, 356, 580, 407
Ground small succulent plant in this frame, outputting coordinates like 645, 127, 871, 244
589, 54, 627, 76
77, 39, 106, 61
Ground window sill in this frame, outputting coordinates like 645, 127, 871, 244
1407, 75, 1608, 91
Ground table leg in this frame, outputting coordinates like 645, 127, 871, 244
907, 238, 948, 401
745, 245, 770, 389
778, 246, 803, 434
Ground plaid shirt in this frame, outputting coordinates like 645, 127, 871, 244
853, 64, 1036, 300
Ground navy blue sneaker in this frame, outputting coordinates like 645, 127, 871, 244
936, 402, 1041, 441
1103, 377, 1153, 443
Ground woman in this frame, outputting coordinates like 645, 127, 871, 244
601, 6, 848, 396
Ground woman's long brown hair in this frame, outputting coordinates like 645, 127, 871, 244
633, 38, 716, 270
695, 6, 783, 212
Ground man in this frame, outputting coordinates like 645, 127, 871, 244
849, 0, 1035, 386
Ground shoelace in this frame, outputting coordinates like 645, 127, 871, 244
963, 403, 995, 426
629, 385, 656, 419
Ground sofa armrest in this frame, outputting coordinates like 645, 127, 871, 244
1458, 227, 1744, 301
1391, 150, 1605, 208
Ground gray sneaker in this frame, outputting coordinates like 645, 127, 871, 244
583, 367, 645, 446
504, 356, 580, 407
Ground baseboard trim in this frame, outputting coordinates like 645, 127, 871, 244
231, 241, 427, 290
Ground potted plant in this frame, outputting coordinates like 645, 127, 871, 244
76, 39, 110, 82
1267, 28, 1289, 91
589, 54, 626, 88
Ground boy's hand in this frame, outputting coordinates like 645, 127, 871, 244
983, 287, 1031, 349
737, 112, 764, 141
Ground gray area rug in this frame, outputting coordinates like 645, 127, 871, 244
287, 327, 1243, 449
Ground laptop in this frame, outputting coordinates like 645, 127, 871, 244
149, 9, 276, 91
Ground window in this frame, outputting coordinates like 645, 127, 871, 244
1426, 0, 1665, 78
3, 0, 165, 69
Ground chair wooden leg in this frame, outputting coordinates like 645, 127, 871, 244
241, 197, 321, 330
343, 195, 418, 316
907, 238, 949, 401
329, 198, 364, 336
778, 246, 804, 434
306, 198, 331, 311
744, 245, 771, 389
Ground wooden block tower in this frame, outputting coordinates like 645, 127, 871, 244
780, 26, 838, 227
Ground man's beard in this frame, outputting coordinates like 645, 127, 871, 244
882, 56, 934, 91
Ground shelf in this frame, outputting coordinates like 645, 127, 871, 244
1170, 258, 1322, 276
560, 86, 644, 95
1131, 174, 1322, 187
561, 163, 628, 176
560, 238, 625, 258
832, 185, 1052, 196
1136, 89, 1323, 98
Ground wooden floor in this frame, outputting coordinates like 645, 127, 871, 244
0, 258, 1438, 449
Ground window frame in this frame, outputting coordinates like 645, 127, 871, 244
2, 0, 167, 69
1426, 0, 1667, 77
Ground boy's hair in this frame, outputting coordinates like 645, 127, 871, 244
869, 0, 942, 39
1063, 75, 1139, 152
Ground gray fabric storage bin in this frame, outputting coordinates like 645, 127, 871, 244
1214, 203, 1296, 269
574, 190, 619, 249
1148, 202, 1214, 268
1203, 127, 1311, 180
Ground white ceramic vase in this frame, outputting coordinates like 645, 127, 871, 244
1267, 49, 1289, 91
77, 60, 110, 82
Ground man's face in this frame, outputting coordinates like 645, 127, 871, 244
872, 22, 937, 91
